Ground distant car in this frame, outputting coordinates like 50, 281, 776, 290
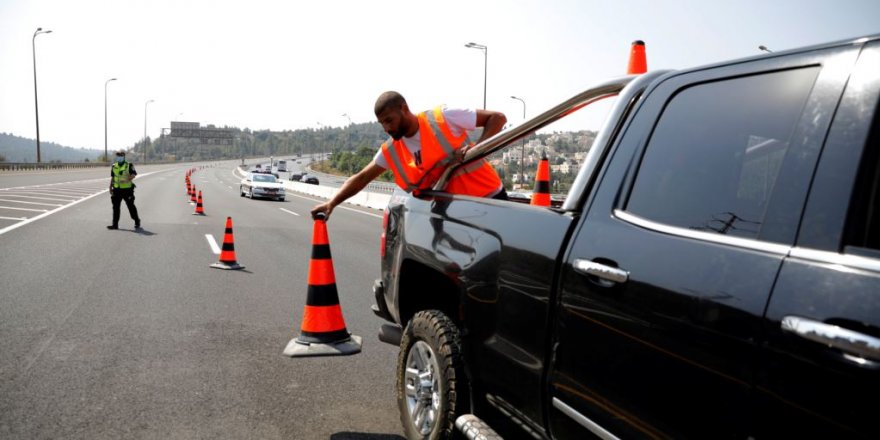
277, 160, 288, 172
240, 172, 285, 201
301, 175, 319, 185
290, 173, 303, 182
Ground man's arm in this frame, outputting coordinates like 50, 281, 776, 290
310, 161, 386, 220
474, 109, 507, 144
456, 109, 507, 161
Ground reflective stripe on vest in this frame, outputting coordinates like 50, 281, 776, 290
112, 162, 133, 189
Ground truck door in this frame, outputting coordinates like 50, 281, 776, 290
754, 41, 880, 439
549, 45, 859, 439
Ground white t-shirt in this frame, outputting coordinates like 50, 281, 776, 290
373, 107, 477, 169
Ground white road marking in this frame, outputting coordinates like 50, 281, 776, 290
6, 191, 79, 199
0, 190, 107, 236
285, 193, 383, 219
0, 194, 74, 202
0, 216, 27, 221
0, 170, 163, 237
205, 234, 221, 254
0, 206, 48, 212
336, 205, 382, 218
0, 199, 63, 207
280, 208, 300, 216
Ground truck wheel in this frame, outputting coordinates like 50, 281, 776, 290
397, 310, 467, 440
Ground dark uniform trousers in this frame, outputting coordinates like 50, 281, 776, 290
111, 187, 140, 227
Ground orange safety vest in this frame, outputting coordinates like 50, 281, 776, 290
380, 106, 501, 197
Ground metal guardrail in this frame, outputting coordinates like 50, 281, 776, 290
0, 162, 109, 172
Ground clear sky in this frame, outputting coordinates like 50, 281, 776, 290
1, 0, 878, 152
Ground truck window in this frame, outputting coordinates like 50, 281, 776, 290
844, 108, 880, 254
625, 67, 820, 240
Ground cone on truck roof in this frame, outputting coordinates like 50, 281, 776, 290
627, 40, 647, 74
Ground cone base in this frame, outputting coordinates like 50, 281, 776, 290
283, 334, 362, 358
192, 212, 206, 216
210, 261, 245, 270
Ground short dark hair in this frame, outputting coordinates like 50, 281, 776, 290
374, 91, 406, 115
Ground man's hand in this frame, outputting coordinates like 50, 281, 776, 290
455, 144, 472, 162
310, 202, 334, 220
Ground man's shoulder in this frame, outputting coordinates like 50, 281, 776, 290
439, 107, 477, 131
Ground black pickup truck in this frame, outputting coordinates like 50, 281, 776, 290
372, 35, 880, 440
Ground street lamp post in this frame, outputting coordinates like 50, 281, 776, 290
511, 95, 526, 188
465, 42, 488, 109
104, 78, 117, 162
143, 99, 154, 163
758, 45, 773, 53
32, 27, 52, 163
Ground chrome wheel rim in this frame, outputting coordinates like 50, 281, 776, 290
404, 340, 441, 436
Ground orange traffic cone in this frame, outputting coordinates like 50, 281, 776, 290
186, 179, 191, 197
192, 190, 206, 216
283, 212, 362, 357
531, 153, 551, 206
210, 217, 244, 270
190, 184, 197, 204
627, 40, 647, 74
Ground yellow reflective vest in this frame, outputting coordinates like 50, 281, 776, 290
112, 162, 134, 189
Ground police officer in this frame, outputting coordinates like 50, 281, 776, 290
107, 149, 141, 230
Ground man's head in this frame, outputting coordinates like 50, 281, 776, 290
114, 149, 125, 163
375, 91, 417, 140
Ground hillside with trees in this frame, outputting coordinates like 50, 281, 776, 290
0, 133, 103, 163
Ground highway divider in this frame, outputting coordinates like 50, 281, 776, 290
234, 166, 391, 212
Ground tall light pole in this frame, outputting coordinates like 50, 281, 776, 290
465, 42, 488, 109
143, 99, 154, 163
32, 27, 52, 163
342, 113, 352, 126
104, 78, 117, 162
758, 45, 773, 53
511, 95, 526, 187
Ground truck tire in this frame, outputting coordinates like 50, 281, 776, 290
397, 310, 467, 440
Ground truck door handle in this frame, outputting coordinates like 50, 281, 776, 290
573, 259, 629, 284
781, 316, 880, 362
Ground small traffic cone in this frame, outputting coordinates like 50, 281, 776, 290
531, 153, 551, 207
190, 184, 197, 204
186, 179, 192, 197
284, 212, 362, 357
210, 217, 244, 270
192, 190, 206, 216
627, 40, 647, 74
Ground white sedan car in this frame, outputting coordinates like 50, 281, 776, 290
240, 172, 285, 201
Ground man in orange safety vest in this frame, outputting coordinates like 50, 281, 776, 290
311, 91, 507, 220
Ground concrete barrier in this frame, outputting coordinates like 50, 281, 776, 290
234, 166, 391, 212
281, 180, 391, 211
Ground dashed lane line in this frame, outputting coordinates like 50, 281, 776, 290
205, 234, 221, 254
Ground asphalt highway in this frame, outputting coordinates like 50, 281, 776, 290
0, 161, 405, 439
